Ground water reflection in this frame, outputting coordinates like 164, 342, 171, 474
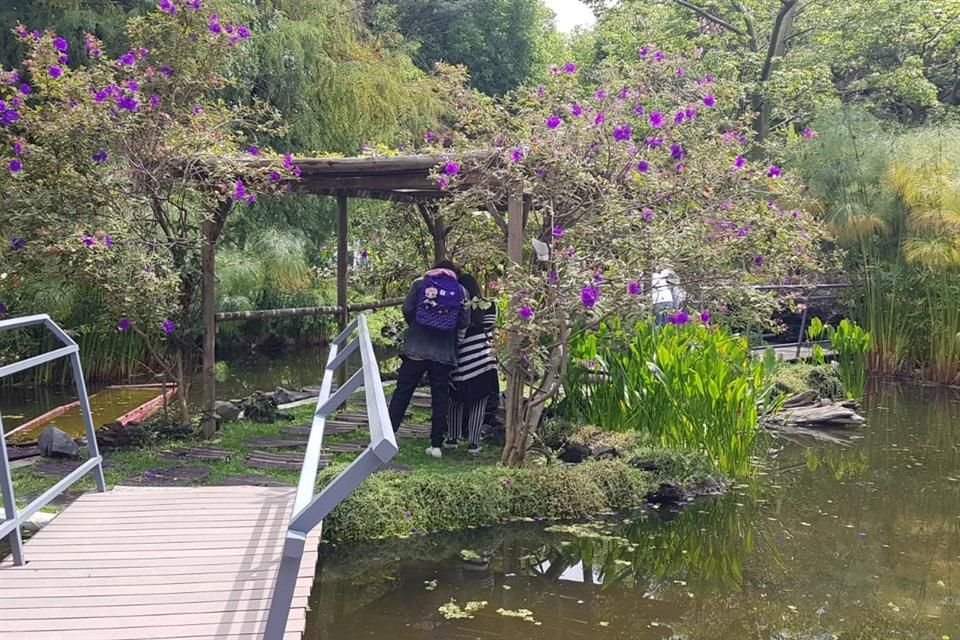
309, 382, 960, 639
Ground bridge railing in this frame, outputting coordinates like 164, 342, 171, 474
264, 313, 398, 639
0, 314, 107, 566
747, 283, 852, 360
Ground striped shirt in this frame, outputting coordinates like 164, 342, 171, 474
451, 304, 498, 385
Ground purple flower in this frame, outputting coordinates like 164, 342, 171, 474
18, 83, 31, 95
424, 130, 437, 143
703, 94, 716, 108
158, 0, 177, 14
653, 51, 665, 62
547, 270, 558, 284
562, 61, 577, 74
232, 179, 251, 202
767, 165, 782, 178
648, 111, 664, 128
117, 95, 139, 111
617, 86, 629, 99
639, 46, 650, 58
699, 311, 711, 323
161, 319, 176, 335
82, 234, 96, 246
594, 111, 605, 126
637, 160, 650, 173
58, 54, 69, 64
641, 208, 654, 221
11, 236, 26, 251
674, 110, 686, 125
159, 66, 173, 78
436, 174, 450, 190
733, 155, 746, 170
509, 147, 524, 162
570, 102, 583, 117
802, 127, 817, 139
670, 144, 685, 160
12, 141, 23, 156
545, 114, 562, 129
118, 51, 136, 66
580, 285, 599, 309
536, 85, 545, 97
753, 255, 764, 267
186, 0, 202, 8
552, 225, 564, 238
443, 161, 460, 176
646, 136, 663, 149
676, 67, 686, 78
8, 158, 22, 173
247, 145, 260, 156
117, 318, 131, 332
192, 105, 203, 115
149, 94, 160, 108
628, 281, 641, 296
269, 170, 282, 182
669, 310, 690, 325
126, 80, 139, 92
518, 305, 533, 320
594, 89, 606, 100
92, 149, 109, 163
53, 36, 69, 52
612, 123, 632, 142
236, 25, 251, 40
48, 65, 63, 79
103, 234, 114, 247
208, 14, 222, 35
0, 302, 7, 314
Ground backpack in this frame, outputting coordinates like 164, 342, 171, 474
415, 273, 463, 331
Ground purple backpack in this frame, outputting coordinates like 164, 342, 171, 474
415, 273, 463, 331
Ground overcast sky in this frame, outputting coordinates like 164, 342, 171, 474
542, 0, 597, 33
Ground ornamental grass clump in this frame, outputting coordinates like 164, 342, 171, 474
562, 321, 776, 476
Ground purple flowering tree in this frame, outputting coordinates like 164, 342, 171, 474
433, 52, 830, 465
0, 3, 289, 432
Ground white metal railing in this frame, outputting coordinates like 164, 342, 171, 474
0, 315, 107, 565
263, 313, 398, 639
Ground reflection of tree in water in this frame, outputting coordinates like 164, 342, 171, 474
310, 385, 960, 639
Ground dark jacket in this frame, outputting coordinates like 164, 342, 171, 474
400, 276, 470, 366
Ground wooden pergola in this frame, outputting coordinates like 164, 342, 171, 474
200, 152, 524, 434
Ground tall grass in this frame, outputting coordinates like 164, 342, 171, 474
560, 322, 777, 476
826, 319, 872, 398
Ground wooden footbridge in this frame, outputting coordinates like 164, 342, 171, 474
0, 315, 397, 640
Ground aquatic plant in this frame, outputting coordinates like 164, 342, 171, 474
561, 321, 774, 476
826, 319, 872, 398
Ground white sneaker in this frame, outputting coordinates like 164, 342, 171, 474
425, 447, 443, 459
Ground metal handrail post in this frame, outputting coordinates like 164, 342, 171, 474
0, 314, 107, 564
0, 411, 25, 565
263, 314, 397, 640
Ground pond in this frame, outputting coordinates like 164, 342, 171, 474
304, 382, 960, 640
0, 346, 333, 434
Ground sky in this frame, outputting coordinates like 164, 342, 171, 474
542, 0, 597, 33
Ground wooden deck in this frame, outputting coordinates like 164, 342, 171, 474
0, 485, 321, 640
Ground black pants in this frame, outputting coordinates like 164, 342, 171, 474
388, 357, 452, 448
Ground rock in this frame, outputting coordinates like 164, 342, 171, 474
239, 391, 280, 423
778, 403, 865, 428
591, 445, 620, 460
782, 390, 819, 408
689, 476, 727, 496
558, 442, 591, 463
214, 400, 241, 422
629, 457, 662, 472
273, 387, 315, 405
646, 482, 689, 505
98, 421, 150, 450
37, 426, 80, 459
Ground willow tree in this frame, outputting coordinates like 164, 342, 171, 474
0, 2, 287, 433
433, 52, 830, 465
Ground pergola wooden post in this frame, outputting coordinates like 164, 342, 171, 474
336, 194, 349, 333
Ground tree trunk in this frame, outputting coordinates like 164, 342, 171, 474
200, 218, 218, 438
754, 0, 798, 140
174, 347, 191, 426
501, 186, 528, 466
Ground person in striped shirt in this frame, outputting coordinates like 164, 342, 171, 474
445, 272, 499, 455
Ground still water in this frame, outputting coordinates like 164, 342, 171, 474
1, 346, 332, 434
305, 382, 960, 640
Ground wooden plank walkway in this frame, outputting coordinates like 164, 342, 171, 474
0, 485, 321, 640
